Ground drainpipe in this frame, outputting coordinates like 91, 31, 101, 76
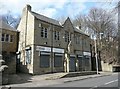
51, 24, 54, 73
24, 8, 28, 65
82, 36, 84, 71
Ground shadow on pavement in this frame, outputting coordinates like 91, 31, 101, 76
7, 73, 33, 85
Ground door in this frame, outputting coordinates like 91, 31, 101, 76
78, 57, 82, 71
69, 56, 76, 72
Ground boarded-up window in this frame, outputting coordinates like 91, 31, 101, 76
54, 54, 63, 67
40, 52, 50, 68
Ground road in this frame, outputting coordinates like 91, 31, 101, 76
46, 73, 119, 88
3, 73, 119, 89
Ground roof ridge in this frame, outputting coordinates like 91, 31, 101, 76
31, 11, 61, 26
32, 11, 59, 22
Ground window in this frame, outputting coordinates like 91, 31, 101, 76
41, 27, 44, 37
39, 23, 41, 27
5, 34, 9, 42
74, 34, 80, 44
26, 50, 31, 64
69, 33, 71, 42
74, 34, 76, 43
76, 36, 78, 44
57, 32, 60, 40
45, 28, 47, 38
68, 32, 70, 42
1, 33, 5, 41
80, 37, 82, 45
76, 36, 80, 44
1, 34, 13, 42
65, 31, 67, 42
54, 31, 60, 40
10, 35, 13, 42
54, 31, 57, 40
83, 39, 87, 47
65, 31, 71, 43
41, 27, 48, 38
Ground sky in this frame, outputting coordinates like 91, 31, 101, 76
0, 0, 118, 20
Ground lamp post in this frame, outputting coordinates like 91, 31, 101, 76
94, 37, 99, 74
100, 33, 103, 50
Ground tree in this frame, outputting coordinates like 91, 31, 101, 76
74, 7, 118, 65
73, 14, 94, 36
56, 16, 67, 25
117, 1, 120, 65
87, 8, 117, 64
0, 11, 20, 29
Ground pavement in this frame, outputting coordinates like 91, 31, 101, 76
1, 71, 116, 88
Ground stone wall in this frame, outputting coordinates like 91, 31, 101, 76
0, 59, 9, 85
101, 61, 113, 72
2, 53, 16, 74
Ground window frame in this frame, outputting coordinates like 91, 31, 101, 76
65, 31, 71, 43
54, 30, 60, 40
1, 33, 5, 42
65, 31, 67, 42
5, 34, 9, 42
10, 35, 14, 42
41, 27, 48, 38
45, 28, 48, 38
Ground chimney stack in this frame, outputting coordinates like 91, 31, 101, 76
23, 4, 31, 12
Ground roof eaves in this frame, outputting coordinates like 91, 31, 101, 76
0, 21, 17, 32
74, 27, 89, 37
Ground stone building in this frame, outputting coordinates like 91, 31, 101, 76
0, 21, 19, 74
17, 5, 91, 74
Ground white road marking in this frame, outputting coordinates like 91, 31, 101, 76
104, 79, 118, 85
90, 79, 118, 89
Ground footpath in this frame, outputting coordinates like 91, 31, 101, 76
2, 71, 116, 88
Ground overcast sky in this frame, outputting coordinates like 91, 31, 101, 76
0, 0, 118, 20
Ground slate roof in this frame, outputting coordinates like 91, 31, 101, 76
25, 7, 89, 36
31, 11, 61, 26
74, 26, 89, 36
0, 20, 17, 31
